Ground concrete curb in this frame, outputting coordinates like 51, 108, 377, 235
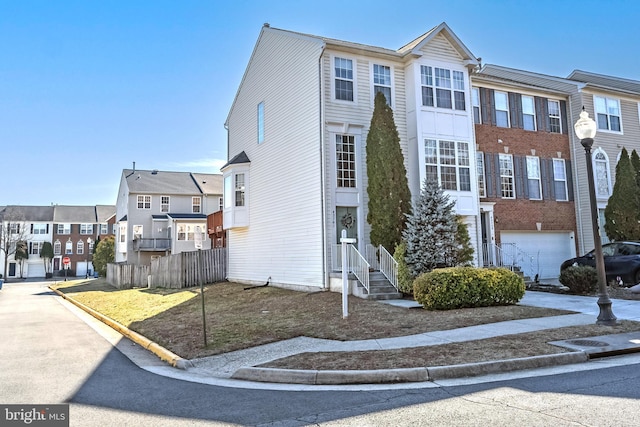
231, 352, 589, 385
49, 286, 192, 370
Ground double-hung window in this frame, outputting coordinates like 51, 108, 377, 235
234, 174, 245, 207
548, 100, 562, 133
57, 223, 70, 234
435, 68, 452, 109
526, 156, 542, 200
336, 135, 356, 188
499, 153, 515, 198
522, 96, 536, 131
373, 64, 392, 106
334, 57, 354, 101
494, 91, 509, 127
553, 158, 568, 201
30, 241, 43, 255
594, 149, 611, 198
53, 241, 61, 256
192, 197, 201, 213
65, 240, 73, 255
594, 96, 621, 132
80, 224, 93, 235
424, 139, 471, 191
32, 224, 47, 235
100, 224, 108, 235
77, 240, 84, 255
137, 195, 151, 209
420, 66, 434, 107
161, 196, 170, 213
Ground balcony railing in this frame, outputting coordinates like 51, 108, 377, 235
133, 238, 171, 251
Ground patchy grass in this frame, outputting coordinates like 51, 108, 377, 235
52, 278, 586, 360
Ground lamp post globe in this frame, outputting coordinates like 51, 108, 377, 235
573, 107, 616, 325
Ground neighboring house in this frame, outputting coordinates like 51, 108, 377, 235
471, 64, 579, 280
52, 205, 116, 276
223, 23, 481, 291
115, 168, 223, 265
0, 204, 115, 279
564, 71, 640, 255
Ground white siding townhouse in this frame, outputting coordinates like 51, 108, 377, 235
115, 168, 223, 265
223, 23, 481, 292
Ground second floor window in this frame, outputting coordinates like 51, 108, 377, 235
57, 223, 70, 234
553, 158, 568, 201
424, 139, 471, 192
235, 174, 245, 207
421, 66, 465, 111
499, 153, 515, 199
100, 224, 108, 235
161, 196, 170, 213
373, 64, 392, 106
336, 135, 356, 188
334, 57, 354, 101
30, 241, 43, 255
53, 240, 61, 255
65, 240, 73, 255
594, 96, 621, 132
472, 88, 481, 124
31, 224, 48, 235
80, 224, 93, 235
192, 197, 202, 213
526, 156, 542, 200
137, 195, 151, 209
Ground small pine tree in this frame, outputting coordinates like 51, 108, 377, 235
604, 148, 640, 241
455, 216, 474, 266
393, 241, 414, 294
366, 91, 412, 253
402, 179, 457, 277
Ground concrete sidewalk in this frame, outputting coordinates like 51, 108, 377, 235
187, 291, 640, 384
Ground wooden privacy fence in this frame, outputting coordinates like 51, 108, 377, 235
107, 248, 227, 289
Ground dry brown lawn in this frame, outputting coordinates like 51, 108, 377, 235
52, 279, 640, 369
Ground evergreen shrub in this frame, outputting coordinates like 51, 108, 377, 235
393, 241, 414, 295
559, 265, 597, 295
413, 267, 525, 310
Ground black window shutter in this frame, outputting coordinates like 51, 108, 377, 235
479, 88, 493, 125
514, 156, 525, 198
46, 224, 49, 234
485, 153, 496, 197
29, 242, 32, 253
489, 89, 497, 126
509, 93, 522, 129
494, 154, 502, 198
30, 224, 33, 233
535, 97, 548, 133
566, 159, 574, 201
560, 100, 569, 135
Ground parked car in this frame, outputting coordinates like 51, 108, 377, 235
560, 241, 640, 286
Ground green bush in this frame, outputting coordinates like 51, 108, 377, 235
413, 267, 525, 310
393, 241, 414, 295
559, 265, 597, 295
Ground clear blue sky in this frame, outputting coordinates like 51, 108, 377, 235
2, 0, 639, 206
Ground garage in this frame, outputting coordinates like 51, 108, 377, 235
500, 232, 576, 280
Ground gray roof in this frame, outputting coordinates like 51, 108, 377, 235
221, 151, 250, 170
473, 64, 579, 95
95, 205, 116, 223
53, 205, 97, 223
192, 173, 223, 195
122, 169, 221, 195
568, 70, 640, 96
0, 206, 54, 221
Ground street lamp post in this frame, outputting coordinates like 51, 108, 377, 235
86, 237, 92, 279
574, 107, 617, 325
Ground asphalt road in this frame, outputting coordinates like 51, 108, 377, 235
2, 280, 640, 426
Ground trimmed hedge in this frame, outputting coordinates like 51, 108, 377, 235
413, 267, 525, 310
559, 265, 598, 295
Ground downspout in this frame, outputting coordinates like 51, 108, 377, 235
318, 43, 328, 289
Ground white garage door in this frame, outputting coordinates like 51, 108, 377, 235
500, 232, 575, 280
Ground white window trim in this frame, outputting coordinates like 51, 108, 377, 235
472, 87, 481, 124
332, 55, 357, 104
553, 158, 569, 201
370, 62, 394, 107
548, 99, 562, 133
522, 95, 536, 131
335, 134, 357, 189
494, 91, 510, 128
593, 95, 623, 134
222, 164, 250, 229
476, 151, 486, 198
526, 156, 542, 200
192, 196, 202, 213
137, 195, 151, 210
423, 139, 472, 192
161, 195, 170, 213
499, 153, 515, 199
592, 147, 612, 200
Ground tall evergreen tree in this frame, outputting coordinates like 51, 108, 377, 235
402, 179, 457, 277
604, 148, 640, 240
366, 91, 412, 253
40, 241, 54, 275
631, 149, 640, 191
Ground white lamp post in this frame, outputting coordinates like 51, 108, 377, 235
86, 237, 92, 279
574, 107, 616, 325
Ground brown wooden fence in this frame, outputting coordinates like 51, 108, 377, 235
107, 248, 227, 289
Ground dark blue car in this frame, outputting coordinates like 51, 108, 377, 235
560, 241, 640, 286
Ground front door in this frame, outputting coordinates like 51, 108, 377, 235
9, 262, 16, 277
336, 207, 358, 246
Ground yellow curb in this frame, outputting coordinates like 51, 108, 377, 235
49, 286, 192, 369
